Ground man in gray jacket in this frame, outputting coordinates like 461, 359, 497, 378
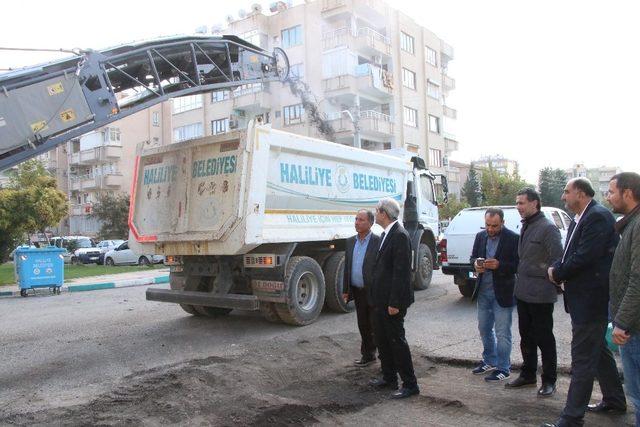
601, 172, 640, 424
506, 188, 563, 397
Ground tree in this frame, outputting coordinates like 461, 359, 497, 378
480, 164, 534, 206
91, 193, 130, 240
439, 195, 469, 221
538, 167, 567, 209
462, 166, 483, 207
0, 160, 68, 261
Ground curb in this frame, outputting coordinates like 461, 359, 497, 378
0, 275, 169, 298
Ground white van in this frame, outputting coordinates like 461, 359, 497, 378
440, 206, 572, 297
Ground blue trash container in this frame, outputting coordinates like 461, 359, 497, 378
14, 246, 65, 297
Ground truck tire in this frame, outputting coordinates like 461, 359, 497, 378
275, 256, 325, 326
193, 306, 233, 317
259, 301, 282, 323
413, 243, 434, 291
169, 272, 200, 316
458, 280, 475, 298
323, 252, 353, 313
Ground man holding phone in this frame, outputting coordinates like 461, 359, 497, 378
470, 208, 520, 382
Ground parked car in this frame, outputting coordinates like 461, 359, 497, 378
440, 206, 572, 297
50, 236, 97, 264
103, 241, 164, 266
96, 239, 125, 264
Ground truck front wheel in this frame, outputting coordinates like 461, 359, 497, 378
458, 278, 476, 298
412, 243, 434, 291
323, 252, 353, 313
276, 256, 325, 326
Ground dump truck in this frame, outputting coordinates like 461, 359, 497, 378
134, 121, 446, 325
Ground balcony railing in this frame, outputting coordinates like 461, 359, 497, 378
322, 26, 391, 55
443, 74, 456, 92
443, 105, 457, 120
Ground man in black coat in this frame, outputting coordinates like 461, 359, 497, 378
368, 197, 419, 399
469, 207, 520, 383
342, 209, 381, 367
542, 178, 626, 427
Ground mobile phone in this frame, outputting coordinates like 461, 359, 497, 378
476, 258, 485, 267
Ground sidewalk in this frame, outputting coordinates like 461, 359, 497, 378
0, 268, 170, 297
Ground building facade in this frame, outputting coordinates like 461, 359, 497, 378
473, 155, 519, 176
565, 163, 622, 201
170, 0, 458, 179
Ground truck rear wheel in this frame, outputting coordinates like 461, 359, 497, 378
458, 279, 475, 298
259, 301, 281, 323
275, 256, 325, 326
169, 271, 200, 315
193, 306, 233, 317
413, 243, 434, 291
323, 252, 353, 313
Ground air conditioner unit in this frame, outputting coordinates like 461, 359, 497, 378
251, 3, 262, 13
238, 9, 247, 19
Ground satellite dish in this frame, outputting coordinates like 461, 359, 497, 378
251, 3, 263, 12
194, 26, 207, 34
238, 9, 247, 18
211, 24, 223, 34
226, 15, 235, 24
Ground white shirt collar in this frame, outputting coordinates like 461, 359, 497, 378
384, 220, 398, 235
573, 202, 590, 224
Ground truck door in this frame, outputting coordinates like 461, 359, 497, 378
416, 173, 439, 234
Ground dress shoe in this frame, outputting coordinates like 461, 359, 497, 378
368, 378, 398, 389
540, 419, 569, 427
587, 401, 627, 414
537, 383, 556, 397
505, 377, 536, 388
354, 357, 376, 367
391, 386, 420, 399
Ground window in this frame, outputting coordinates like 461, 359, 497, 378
103, 127, 120, 143
282, 25, 303, 48
402, 68, 416, 89
211, 118, 229, 135
420, 175, 435, 203
403, 106, 417, 127
240, 29, 262, 48
290, 63, 304, 80
561, 211, 572, 228
426, 46, 438, 67
152, 112, 159, 127
211, 90, 230, 103
172, 95, 203, 114
283, 104, 305, 125
551, 211, 565, 230
173, 123, 203, 143
428, 114, 440, 134
400, 32, 415, 54
427, 80, 440, 100
429, 148, 442, 167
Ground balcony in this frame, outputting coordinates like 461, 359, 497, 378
441, 40, 454, 61
326, 110, 394, 143
322, 27, 391, 57
322, 65, 393, 103
70, 204, 84, 216
443, 74, 456, 92
70, 144, 122, 165
321, 0, 388, 24
443, 105, 457, 120
444, 132, 459, 153
69, 173, 124, 191
232, 85, 270, 112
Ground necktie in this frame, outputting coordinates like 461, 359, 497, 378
379, 232, 386, 251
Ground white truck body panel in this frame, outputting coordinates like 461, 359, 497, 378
130, 123, 429, 256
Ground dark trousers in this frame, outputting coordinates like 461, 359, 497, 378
352, 286, 376, 359
373, 307, 417, 389
516, 298, 557, 384
560, 321, 626, 426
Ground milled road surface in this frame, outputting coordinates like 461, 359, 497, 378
0, 272, 635, 425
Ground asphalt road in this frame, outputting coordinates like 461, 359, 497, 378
0, 271, 630, 425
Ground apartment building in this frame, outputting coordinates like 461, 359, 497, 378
473, 155, 519, 176
170, 0, 458, 185
565, 163, 621, 201
446, 160, 470, 200
41, 104, 166, 236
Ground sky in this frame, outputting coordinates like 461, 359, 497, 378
2, 0, 639, 183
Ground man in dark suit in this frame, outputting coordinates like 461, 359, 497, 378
368, 197, 419, 399
469, 207, 520, 382
542, 178, 626, 427
342, 209, 381, 367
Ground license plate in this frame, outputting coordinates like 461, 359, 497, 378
90, 257, 98, 260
